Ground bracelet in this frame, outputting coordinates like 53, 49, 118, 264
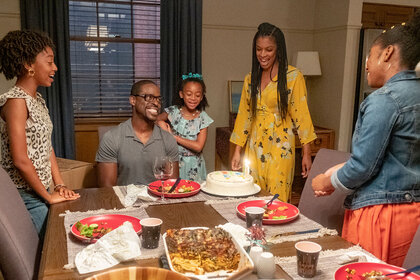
54, 184, 66, 191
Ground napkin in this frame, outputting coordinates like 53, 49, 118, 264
75, 221, 141, 274
124, 184, 157, 206
337, 251, 381, 264
218, 222, 251, 247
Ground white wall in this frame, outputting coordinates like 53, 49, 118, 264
312, 0, 419, 152
309, 0, 363, 152
0, 0, 20, 93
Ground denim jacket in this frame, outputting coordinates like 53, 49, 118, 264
331, 70, 420, 210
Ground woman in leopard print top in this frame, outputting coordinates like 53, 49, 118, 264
0, 30, 80, 237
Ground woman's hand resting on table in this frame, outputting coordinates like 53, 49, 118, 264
48, 186, 80, 204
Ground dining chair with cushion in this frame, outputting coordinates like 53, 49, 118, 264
298, 148, 351, 235
0, 167, 41, 280
402, 225, 420, 269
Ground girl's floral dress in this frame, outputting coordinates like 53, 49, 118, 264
165, 106, 213, 183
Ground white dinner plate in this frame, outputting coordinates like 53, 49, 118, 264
200, 182, 261, 197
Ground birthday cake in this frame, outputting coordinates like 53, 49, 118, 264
203, 171, 259, 196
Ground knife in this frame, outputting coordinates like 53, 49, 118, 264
271, 228, 321, 238
168, 178, 182, 193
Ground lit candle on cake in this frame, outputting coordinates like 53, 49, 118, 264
244, 158, 250, 176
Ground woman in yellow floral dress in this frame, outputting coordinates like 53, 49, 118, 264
230, 23, 316, 202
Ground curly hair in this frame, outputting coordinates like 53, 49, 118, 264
251, 22, 289, 120
0, 30, 55, 80
373, 10, 420, 70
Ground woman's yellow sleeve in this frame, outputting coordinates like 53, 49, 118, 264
288, 70, 317, 145
230, 76, 252, 147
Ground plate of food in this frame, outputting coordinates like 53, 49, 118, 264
236, 200, 299, 225
163, 227, 253, 279
148, 179, 200, 198
71, 214, 142, 243
335, 262, 420, 280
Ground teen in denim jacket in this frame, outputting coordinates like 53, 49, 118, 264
312, 12, 420, 266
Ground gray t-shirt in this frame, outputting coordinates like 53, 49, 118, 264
95, 119, 179, 185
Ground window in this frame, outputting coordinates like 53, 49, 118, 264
69, 0, 160, 117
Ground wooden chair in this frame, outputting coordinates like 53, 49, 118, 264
403, 225, 420, 269
0, 167, 40, 280
298, 148, 351, 235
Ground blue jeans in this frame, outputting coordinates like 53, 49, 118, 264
18, 189, 49, 239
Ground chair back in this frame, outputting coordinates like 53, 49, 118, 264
403, 225, 420, 269
298, 148, 351, 234
0, 167, 40, 280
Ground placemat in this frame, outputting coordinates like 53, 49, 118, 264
275, 245, 383, 279
113, 185, 227, 207
61, 207, 165, 269
207, 197, 337, 244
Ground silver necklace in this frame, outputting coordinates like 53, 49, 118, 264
180, 107, 199, 117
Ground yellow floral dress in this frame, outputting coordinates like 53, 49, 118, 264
230, 66, 316, 202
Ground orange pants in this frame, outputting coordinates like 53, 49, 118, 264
342, 202, 420, 266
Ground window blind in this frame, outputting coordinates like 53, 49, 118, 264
69, 0, 160, 117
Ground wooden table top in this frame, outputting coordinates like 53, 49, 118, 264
38, 187, 352, 280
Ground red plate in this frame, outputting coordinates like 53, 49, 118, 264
236, 200, 299, 225
335, 262, 420, 280
148, 179, 200, 198
70, 214, 142, 243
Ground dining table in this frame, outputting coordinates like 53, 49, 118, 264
38, 187, 354, 280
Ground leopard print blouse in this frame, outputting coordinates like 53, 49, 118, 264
0, 86, 53, 189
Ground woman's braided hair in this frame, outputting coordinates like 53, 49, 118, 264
0, 30, 55, 80
251, 22, 289, 120
373, 10, 420, 70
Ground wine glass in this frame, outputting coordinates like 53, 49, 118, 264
153, 156, 173, 201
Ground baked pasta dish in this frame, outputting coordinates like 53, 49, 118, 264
165, 228, 241, 275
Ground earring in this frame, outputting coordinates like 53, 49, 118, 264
28, 69, 35, 77
387, 63, 391, 71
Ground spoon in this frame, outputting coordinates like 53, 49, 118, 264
384, 264, 420, 276
263, 194, 279, 210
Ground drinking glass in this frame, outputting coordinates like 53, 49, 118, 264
153, 156, 173, 201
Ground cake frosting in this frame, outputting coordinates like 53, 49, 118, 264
204, 171, 257, 196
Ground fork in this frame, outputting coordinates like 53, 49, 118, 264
384, 264, 420, 277
263, 194, 279, 210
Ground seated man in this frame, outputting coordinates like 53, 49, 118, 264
96, 80, 179, 187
